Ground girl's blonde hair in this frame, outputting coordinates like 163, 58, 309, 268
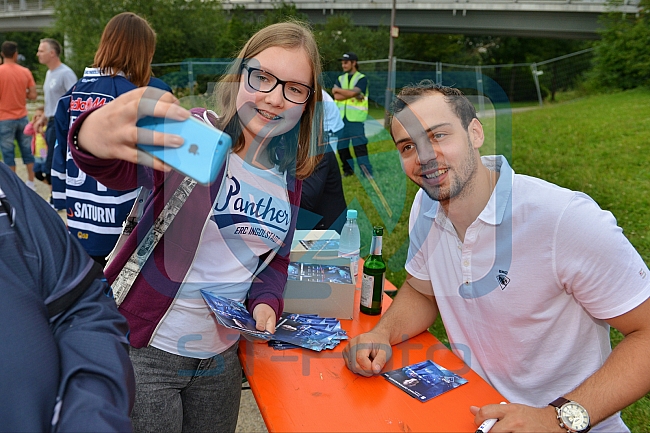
213, 21, 323, 179
93, 12, 156, 87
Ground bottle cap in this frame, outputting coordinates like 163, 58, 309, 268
346, 209, 357, 219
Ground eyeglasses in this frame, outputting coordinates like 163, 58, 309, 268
242, 64, 313, 105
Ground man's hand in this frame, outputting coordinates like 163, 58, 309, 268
252, 303, 277, 337
471, 403, 564, 432
342, 331, 392, 376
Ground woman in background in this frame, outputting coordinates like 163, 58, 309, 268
52, 12, 171, 266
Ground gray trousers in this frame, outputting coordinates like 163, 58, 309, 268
130, 343, 242, 433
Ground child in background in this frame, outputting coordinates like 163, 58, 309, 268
23, 106, 48, 183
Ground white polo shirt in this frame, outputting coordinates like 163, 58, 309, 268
406, 156, 649, 432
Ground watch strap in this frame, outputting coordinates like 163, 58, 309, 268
548, 397, 591, 433
549, 397, 571, 408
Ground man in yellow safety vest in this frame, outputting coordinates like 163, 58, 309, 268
332, 52, 373, 178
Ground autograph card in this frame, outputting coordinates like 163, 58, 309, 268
287, 262, 353, 285
201, 291, 272, 340
382, 360, 468, 402
299, 239, 340, 251
268, 312, 348, 351
202, 292, 349, 350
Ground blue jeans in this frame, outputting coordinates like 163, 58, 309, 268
0, 117, 34, 167
130, 343, 242, 433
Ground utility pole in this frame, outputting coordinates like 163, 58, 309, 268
383, 0, 397, 129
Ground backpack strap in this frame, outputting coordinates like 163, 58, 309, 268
47, 260, 104, 319
1, 183, 104, 320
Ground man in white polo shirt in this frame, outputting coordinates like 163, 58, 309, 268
343, 81, 650, 432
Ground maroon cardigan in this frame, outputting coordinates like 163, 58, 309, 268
69, 107, 302, 348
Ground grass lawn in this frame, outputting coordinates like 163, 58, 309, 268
343, 89, 650, 431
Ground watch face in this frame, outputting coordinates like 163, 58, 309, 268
559, 403, 590, 432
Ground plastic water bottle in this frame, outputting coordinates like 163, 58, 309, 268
339, 209, 361, 277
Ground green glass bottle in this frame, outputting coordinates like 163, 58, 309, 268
360, 226, 386, 316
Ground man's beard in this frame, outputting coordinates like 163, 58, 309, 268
420, 138, 478, 203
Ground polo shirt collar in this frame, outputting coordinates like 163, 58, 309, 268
424, 155, 514, 229
478, 155, 513, 226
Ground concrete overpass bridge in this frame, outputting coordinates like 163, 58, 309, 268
0, 0, 52, 31
0, 0, 641, 39
225, 0, 641, 39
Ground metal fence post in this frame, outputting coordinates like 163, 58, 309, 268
390, 56, 397, 97
531, 63, 543, 106
188, 61, 194, 97
436, 62, 442, 85
475, 66, 485, 116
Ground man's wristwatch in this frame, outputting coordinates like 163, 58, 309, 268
549, 397, 591, 433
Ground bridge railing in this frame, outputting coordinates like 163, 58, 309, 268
224, 0, 639, 6
1, 0, 49, 13
1, 0, 639, 15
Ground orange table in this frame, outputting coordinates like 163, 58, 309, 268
239, 274, 505, 432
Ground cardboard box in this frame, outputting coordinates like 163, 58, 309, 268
284, 230, 355, 319
283, 257, 355, 320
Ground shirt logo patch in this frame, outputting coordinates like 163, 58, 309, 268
640, 269, 647, 279
496, 269, 510, 290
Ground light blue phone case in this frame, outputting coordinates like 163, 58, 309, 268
136, 116, 232, 185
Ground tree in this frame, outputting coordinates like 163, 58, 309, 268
314, 15, 388, 71
394, 33, 466, 64
52, 0, 227, 74
219, 3, 309, 58
591, 0, 650, 90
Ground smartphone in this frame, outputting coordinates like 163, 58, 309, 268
136, 115, 232, 185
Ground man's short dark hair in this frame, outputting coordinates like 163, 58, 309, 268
41, 38, 62, 57
392, 80, 478, 130
1, 41, 18, 58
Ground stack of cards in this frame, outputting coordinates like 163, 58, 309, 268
201, 290, 272, 340
269, 313, 348, 351
287, 262, 353, 284
201, 291, 348, 351
382, 360, 468, 402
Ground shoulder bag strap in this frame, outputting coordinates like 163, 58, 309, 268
111, 176, 197, 306
105, 185, 151, 268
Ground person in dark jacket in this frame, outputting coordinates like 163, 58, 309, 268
297, 151, 347, 233
52, 12, 172, 267
0, 162, 134, 432
297, 89, 347, 233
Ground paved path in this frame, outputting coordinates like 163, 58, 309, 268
10, 160, 268, 432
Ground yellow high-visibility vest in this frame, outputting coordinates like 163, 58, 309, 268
335, 71, 368, 122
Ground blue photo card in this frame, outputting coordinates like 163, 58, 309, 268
382, 360, 468, 402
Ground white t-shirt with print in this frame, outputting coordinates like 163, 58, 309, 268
406, 156, 649, 432
152, 153, 290, 358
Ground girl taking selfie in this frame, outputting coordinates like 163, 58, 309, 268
70, 21, 323, 432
